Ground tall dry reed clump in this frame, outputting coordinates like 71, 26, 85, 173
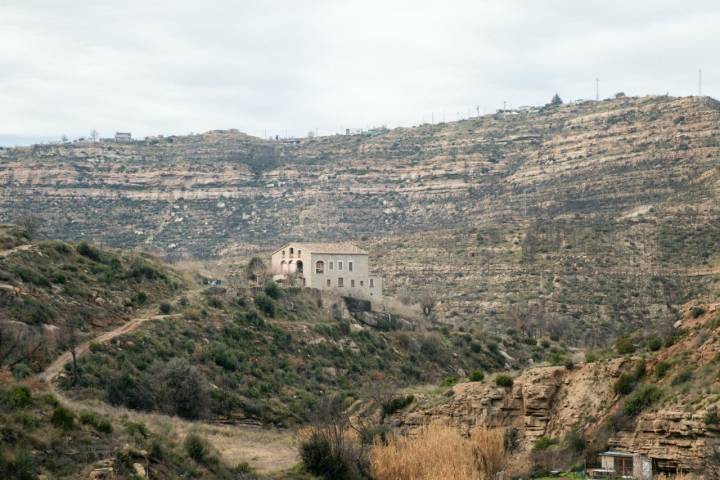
370, 424, 506, 480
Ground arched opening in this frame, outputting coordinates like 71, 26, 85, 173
296, 260, 303, 274
288, 260, 294, 273
280, 260, 286, 273
315, 260, 325, 274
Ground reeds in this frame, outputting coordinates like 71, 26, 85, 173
370, 424, 506, 480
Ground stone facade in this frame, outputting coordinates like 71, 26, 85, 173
270, 242, 382, 302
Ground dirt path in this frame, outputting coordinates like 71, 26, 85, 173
38, 301, 299, 473
0, 243, 32, 257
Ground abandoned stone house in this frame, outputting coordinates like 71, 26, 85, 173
270, 242, 382, 302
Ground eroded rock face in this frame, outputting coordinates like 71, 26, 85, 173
392, 356, 720, 471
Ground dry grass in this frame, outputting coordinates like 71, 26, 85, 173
370, 424, 506, 480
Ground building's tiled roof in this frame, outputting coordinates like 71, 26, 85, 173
273, 242, 368, 255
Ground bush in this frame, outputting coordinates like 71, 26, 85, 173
79, 411, 113, 433
185, 433, 210, 464
135, 291, 148, 305
614, 374, 636, 395
691, 306, 706, 318
469, 370, 484, 382
51, 406, 75, 430
0, 448, 35, 480
254, 293, 276, 316
495, 374, 513, 388
159, 302, 172, 314
11, 364, 33, 381
671, 369, 693, 386
704, 408, 720, 426
382, 395, 414, 415
77, 241, 101, 262
622, 385, 662, 416
647, 336, 663, 352
533, 436, 559, 451
5, 385, 32, 408
504, 427, 520, 452
654, 361, 671, 379
300, 429, 359, 480
158, 359, 209, 419
615, 335, 636, 355
264, 280, 281, 299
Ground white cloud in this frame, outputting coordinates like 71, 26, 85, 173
0, 0, 717, 142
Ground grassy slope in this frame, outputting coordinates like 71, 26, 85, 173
0, 226, 186, 373
59, 282, 569, 426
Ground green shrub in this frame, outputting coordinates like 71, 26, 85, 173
159, 302, 172, 314
671, 369, 693, 386
185, 432, 210, 464
614, 373, 636, 395
647, 336, 663, 352
704, 408, 720, 426
691, 306, 706, 318
382, 395, 414, 415
51, 406, 75, 430
79, 411, 113, 434
124, 421, 149, 439
622, 385, 662, 416
299, 429, 358, 480
135, 291, 148, 305
654, 361, 671, 379
469, 370, 484, 382
504, 427, 520, 452
11, 364, 33, 381
615, 335, 636, 355
264, 280, 281, 299
77, 242, 101, 262
254, 293, 276, 316
564, 429, 586, 452
470, 341, 482, 353
533, 436, 559, 451
5, 385, 32, 408
0, 448, 35, 480
495, 374, 513, 388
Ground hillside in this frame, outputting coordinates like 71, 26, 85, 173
388, 301, 720, 476
0, 225, 186, 374
2, 95, 720, 345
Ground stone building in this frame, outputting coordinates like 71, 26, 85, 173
270, 242, 382, 302
114, 132, 132, 142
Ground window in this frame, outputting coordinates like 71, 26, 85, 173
349, 261, 353, 272
351, 279, 355, 288
289, 247, 294, 254
298, 250, 302, 256
326, 279, 331, 287
315, 260, 325, 274
338, 277, 344, 287
329, 261, 334, 271
282, 250, 285, 257
369, 279, 374, 288
360, 280, 364, 286
338, 261, 343, 271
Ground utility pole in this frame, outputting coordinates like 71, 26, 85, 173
503, 100, 507, 111
699, 68, 703, 96
595, 78, 599, 101
431, 112, 434, 124
476, 105, 480, 117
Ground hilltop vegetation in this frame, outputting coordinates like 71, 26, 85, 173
59, 281, 567, 426
2, 95, 719, 348
0, 225, 186, 374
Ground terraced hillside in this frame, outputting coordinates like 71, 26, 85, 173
2, 95, 720, 343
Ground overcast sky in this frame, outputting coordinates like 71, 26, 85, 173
1, 0, 718, 145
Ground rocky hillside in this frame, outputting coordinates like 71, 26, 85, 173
3, 95, 720, 344
388, 301, 720, 475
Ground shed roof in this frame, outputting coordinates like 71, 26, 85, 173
273, 242, 368, 255
599, 451, 634, 458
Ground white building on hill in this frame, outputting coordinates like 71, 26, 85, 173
271, 242, 382, 302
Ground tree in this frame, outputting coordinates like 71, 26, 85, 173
156, 358, 208, 419
60, 317, 80, 385
245, 257, 267, 286
15, 214, 43, 240
0, 324, 43, 370
550, 93, 563, 106
419, 290, 437, 320
90, 129, 99, 142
